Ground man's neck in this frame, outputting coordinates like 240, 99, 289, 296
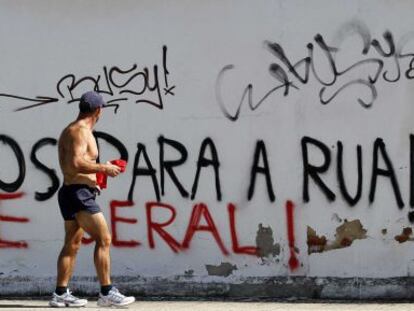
76, 116, 95, 130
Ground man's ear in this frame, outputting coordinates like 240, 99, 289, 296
95, 107, 102, 117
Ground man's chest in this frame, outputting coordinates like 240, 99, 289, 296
85, 135, 99, 160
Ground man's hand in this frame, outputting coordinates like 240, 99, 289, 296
104, 162, 121, 177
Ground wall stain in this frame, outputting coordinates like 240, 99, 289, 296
395, 227, 413, 243
307, 226, 328, 254
308, 219, 367, 254
205, 262, 237, 277
255, 224, 281, 258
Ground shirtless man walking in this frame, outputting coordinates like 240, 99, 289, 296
49, 91, 135, 308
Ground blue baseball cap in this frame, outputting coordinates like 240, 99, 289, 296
79, 91, 106, 113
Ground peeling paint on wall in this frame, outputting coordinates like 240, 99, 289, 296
255, 224, 281, 258
334, 219, 367, 247
307, 226, 328, 254
395, 227, 413, 243
205, 262, 237, 277
308, 219, 367, 254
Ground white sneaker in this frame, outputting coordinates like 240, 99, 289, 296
97, 287, 135, 307
48, 289, 88, 308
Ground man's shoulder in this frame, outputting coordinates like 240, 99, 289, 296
58, 125, 88, 145
66, 122, 91, 137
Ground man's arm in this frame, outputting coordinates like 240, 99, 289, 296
70, 127, 120, 176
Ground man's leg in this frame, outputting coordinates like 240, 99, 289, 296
75, 210, 135, 307
50, 219, 88, 307
56, 220, 84, 287
75, 211, 111, 286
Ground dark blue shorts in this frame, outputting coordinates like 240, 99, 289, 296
58, 184, 101, 221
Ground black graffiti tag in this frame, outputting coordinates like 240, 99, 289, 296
0, 46, 175, 113
216, 21, 414, 121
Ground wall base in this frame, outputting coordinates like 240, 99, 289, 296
1, 276, 414, 300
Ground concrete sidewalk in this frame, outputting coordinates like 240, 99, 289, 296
1, 300, 414, 311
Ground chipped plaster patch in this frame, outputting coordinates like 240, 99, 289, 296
395, 227, 413, 243
255, 224, 280, 258
205, 262, 237, 277
308, 219, 367, 254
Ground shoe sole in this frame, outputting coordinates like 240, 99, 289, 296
49, 301, 87, 308
97, 298, 135, 308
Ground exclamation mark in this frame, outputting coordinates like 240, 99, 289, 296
286, 200, 299, 271
163, 45, 169, 88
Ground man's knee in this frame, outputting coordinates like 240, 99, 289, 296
63, 239, 82, 255
96, 234, 112, 248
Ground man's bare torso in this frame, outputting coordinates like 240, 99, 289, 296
58, 121, 98, 187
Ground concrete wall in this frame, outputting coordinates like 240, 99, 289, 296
1, 0, 414, 299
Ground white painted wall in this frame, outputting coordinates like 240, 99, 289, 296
1, 0, 414, 295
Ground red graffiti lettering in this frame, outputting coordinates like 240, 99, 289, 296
182, 203, 229, 255
228, 203, 258, 256
286, 200, 299, 271
110, 200, 140, 247
146, 202, 181, 253
0, 192, 29, 248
